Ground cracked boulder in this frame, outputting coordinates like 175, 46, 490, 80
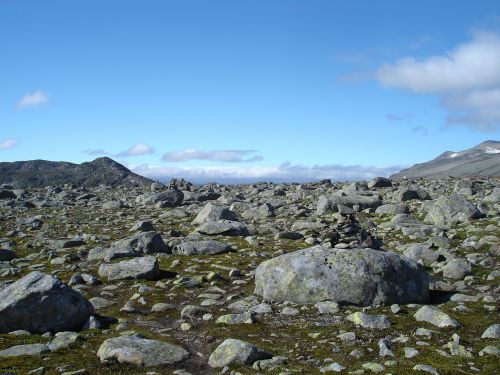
0, 271, 94, 334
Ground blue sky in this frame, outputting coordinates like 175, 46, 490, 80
1, 0, 499, 182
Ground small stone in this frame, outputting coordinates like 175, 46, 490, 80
281, 307, 299, 316
413, 364, 439, 375
481, 324, 500, 339
479, 346, 500, 357
390, 304, 402, 314
362, 362, 385, 373
320, 362, 346, 372
315, 301, 340, 314
404, 347, 419, 358
208, 338, 272, 368
216, 312, 256, 324
48, 331, 79, 351
378, 338, 394, 357
347, 312, 391, 329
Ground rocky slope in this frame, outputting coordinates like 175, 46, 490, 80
391, 140, 500, 179
0, 177, 498, 374
0, 157, 153, 188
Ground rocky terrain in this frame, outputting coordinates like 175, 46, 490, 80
0, 157, 153, 188
391, 140, 500, 180
0, 175, 499, 375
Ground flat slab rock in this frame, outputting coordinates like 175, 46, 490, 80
97, 334, 189, 367
98, 256, 160, 281
172, 240, 232, 255
0, 343, 49, 357
0, 271, 93, 334
254, 246, 430, 306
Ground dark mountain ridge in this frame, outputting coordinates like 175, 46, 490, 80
0, 157, 153, 188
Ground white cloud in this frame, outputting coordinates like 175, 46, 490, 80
377, 32, 500, 93
116, 143, 155, 157
0, 139, 18, 150
130, 162, 403, 184
16, 90, 49, 109
376, 31, 500, 131
162, 149, 264, 163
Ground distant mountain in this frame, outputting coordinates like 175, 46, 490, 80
391, 140, 500, 179
0, 157, 153, 188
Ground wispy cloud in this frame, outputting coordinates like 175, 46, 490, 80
116, 143, 155, 157
130, 162, 403, 184
162, 149, 264, 163
0, 139, 18, 150
386, 113, 414, 123
376, 31, 500, 131
83, 148, 109, 156
16, 90, 49, 109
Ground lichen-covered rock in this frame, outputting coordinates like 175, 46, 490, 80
216, 312, 256, 324
97, 334, 189, 366
208, 338, 272, 368
347, 312, 391, 329
98, 256, 160, 281
254, 247, 430, 306
424, 194, 481, 225
0, 271, 94, 334
414, 306, 460, 328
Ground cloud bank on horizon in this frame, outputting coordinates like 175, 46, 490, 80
128, 161, 404, 184
162, 149, 264, 163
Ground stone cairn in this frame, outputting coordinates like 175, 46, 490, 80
327, 209, 382, 249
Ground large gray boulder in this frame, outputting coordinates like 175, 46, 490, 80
317, 194, 381, 214
368, 177, 393, 189
0, 271, 94, 333
254, 247, 430, 306
98, 256, 160, 281
424, 194, 481, 225
172, 240, 232, 255
192, 202, 239, 225
97, 334, 189, 366
241, 203, 275, 220
111, 231, 169, 255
